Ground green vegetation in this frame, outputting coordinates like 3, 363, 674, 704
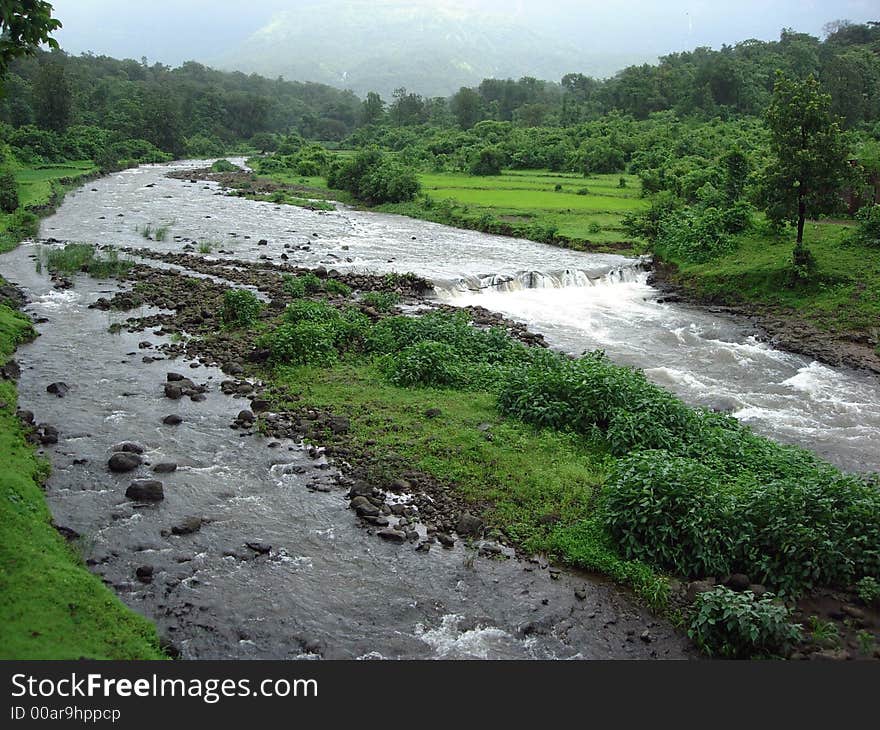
210, 158, 239, 173
856, 576, 880, 606
688, 587, 802, 659
0, 285, 163, 659
44, 243, 132, 278
221, 289, 263, 328
254, 306, 880, 623
326, 147, 420, 204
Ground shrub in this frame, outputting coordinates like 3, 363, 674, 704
283, 272, 324, 298
324, 279, 352, 298
361, 291, 400, 312
386, 341, 465, 388
45, 243, 131, 278
791, 242, 818, 281
851, 204, 880, 247
327, 148, 420, 204
258, 321, 337, 366
211, 159, 239, 173
0, 170, 18, 213
688, 587, 802, 658
602, 451, 735, 578
222, 289, 262, 327
856, 576, 880, 606
470, 146, 505, 176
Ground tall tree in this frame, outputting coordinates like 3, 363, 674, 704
0, 0, 61, 82
360, 91, 385, 126
762, 73, 850, 246
33, 56, 70, 131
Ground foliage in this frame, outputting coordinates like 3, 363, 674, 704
258, 321, 338, 367
326, 147, 420, 204
282, 272, 324, 298
386, 341, 465, 388
856, 576, 880, 606
324, 278, 352, 298
470, 146, 505, 176
361, 290, 399, 312
0, 169, 18, 213
45, 243, 131, 278
221, 289, 262, 328
851, 204, 880, 247
0, 1, 61, 80
688, 587, 802, 658
210, 158, 239, 173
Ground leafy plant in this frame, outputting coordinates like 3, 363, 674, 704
324, 278, 352, 298
221, 289, 262, 328
361, 290, 400, 312
258, 321, 337, 366
856, 576, 880, 606
808, 616, 841, 649
688, 587, 802, 658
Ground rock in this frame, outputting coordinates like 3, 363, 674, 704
112, 441, 144, 454
841, 605, 866, 621
686, 579, 717, 603
245, 542, 271, 555
0, 359, 21, 380
327, 416, 350, 434
153, 462, 178, 474
166, 372, 187, 382
46, 382, 69, 397
126, 480, 164, 501
38, 425, 59, 445
575, 588, 587, 601
388, 479, 411, 493
415, 542, 432, 553
17, 409, 34, 425
436, 533, 455, 548
171, 517, 203, 536
189, 393, 206, 403
108, 452, 142, 473
640, 629, 652, 643
377, 529, 406, 543
250, 399, 271, 414
222, 362, 245, 376
237, 410, 255, 423
135, 565, 154, 583
162, 414, 183, 426
424, 407, 442, 419
456, 512, 484, 538
725, 573, 751, 592
164, 383, 184, 400
351, 496, 380, 518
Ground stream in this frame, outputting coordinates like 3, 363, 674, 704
2, 159, 878, 659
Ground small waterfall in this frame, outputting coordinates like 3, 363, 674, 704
434, 259, 650, 297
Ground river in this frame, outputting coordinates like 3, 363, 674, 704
2, 159, 877, 659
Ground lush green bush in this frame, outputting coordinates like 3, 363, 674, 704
283, 272, 324, 298
0, 170, 18, 213
602, 451, 735, 578
856, 576, 880, 605
283, 299, 370, 351
688, 587, 802, 658
211, 159, 239, 173
326, 148, 420, 204
259, 321, 338, 366
386, 341, 465, 388
470, 146, 504, 176
324, 279, 352, 298
361, 291, 400, 312
222, 289, 262, 327
852, 204, 880, 247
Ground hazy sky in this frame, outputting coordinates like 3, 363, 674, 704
49, 0, 879, 67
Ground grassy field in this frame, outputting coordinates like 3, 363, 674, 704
270, 361, 666, 605
661, 221, 880, 343
0, 287, 164, 659
417, 170, 647, 244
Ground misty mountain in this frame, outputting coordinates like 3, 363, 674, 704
212, 1, 647, 99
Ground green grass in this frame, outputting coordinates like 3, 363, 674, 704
269, 361, 667, 605
662, 221, 880, 338
0, 292, 164, 659
15, 161, 98, 208
45, 243, 133, 278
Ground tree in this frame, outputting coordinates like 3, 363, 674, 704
361, 91, 385, 126
762, 73, 850, 246
33, 57, 70, 131
450, 87, 482, 130
0, 1, 61, 83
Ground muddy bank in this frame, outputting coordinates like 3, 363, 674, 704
649, 260, 880, 376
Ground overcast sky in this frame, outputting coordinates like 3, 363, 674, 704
49, 0, 879, 67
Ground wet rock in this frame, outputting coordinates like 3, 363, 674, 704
327, 416, 350, 434
112, 441, 145, 454
17, 409, 34, 425
189, 393, 206, 403
135, 565, 154, 583
166, 372, 187, 382
46, 382, 69, 397
250, 399, 271, 414
162, 414, 183, 426
351, 496, 380, 518
222, 362, 245, 376
126, 480, 164, 502
575, 588, 587, 601
389, 478, 411, 493
245, 541, 271, 555
0, 359, 21, 380
37, 424, 59, 445
164, 383, 184, 400
237, 410, 255, 423
456, 512, 484, 538
415, 542, 431, 553
725, 573, 751, 592
841, 605, 866, 621
153, 462, 178, 474
436, 533, 455, 548
171, 517, 203, 536
378, 528, 406, 543
108, 452, 142, 473
686, 579, 717, 603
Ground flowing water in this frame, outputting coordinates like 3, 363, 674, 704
2, 160, 878, 659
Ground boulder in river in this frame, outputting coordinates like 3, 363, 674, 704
456, 512, 485, 538
153, 462, 178, 474
46, 382, 69, 397
126, 480, 164, 502
171, 517, 203, 536
162, 414, 183, 426
108, 452, 142, 473
112, 441, 145, 454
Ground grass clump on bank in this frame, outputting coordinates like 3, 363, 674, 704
0, 292, 164, 659
45, 243, 133, 278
